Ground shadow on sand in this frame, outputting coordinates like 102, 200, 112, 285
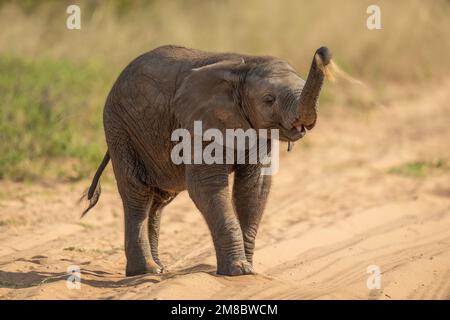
0, 263, 217, 290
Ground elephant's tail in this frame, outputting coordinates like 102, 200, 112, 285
80, 151, 110, 218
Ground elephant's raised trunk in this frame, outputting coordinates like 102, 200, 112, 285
294, 46, 332, 130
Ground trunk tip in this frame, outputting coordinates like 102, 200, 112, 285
315, 47, 332, 66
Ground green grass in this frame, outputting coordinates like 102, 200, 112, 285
387, 160, 448, 178
0, 56, 113, 181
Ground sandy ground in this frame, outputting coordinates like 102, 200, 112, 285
0, 82, 449, 300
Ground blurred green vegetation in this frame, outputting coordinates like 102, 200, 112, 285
0, 0, 449, 181
0, 56, 112, 180
387, 160, 449, 178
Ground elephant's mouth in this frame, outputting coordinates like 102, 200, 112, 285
279, 124, 307, 142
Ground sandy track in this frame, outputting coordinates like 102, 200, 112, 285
0, 83, 449, 299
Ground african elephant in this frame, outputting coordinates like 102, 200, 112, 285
82, 45, 331, 276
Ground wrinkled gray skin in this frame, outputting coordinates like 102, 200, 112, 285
83, 45, 331, 276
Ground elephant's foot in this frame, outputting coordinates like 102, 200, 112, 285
153, 255, 166, 272
126, 258, 162, 277
217, 260, 254, 276
155, 261, 167, 273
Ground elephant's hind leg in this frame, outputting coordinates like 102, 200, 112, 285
121, 187, 162, 276
147, 189, 178, 271
111, 147, 162, 276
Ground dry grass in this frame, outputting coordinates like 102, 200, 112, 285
1, 0, 449, 81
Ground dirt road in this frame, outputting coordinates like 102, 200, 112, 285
1, 82, 449, 299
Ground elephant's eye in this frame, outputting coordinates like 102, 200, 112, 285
263, 94, 276, 105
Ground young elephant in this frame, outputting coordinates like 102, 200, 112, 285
83, 45, 332, 276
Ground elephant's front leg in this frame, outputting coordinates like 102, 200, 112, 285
232, 164, 271, 265
186, 164, 253, 276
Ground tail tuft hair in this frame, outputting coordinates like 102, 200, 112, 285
80, 151, 110, 218
80, 183, 102, 218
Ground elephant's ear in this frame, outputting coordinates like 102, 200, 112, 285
173, 58, 251, 135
